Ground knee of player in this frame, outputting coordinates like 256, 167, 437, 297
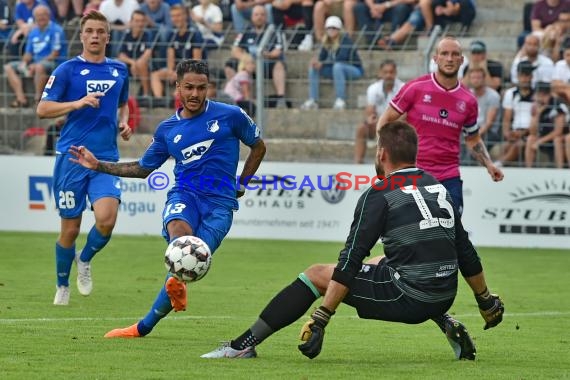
303, 264, 334, 292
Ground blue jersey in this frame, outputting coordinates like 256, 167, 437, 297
140, 100, 261, 209
25, 21, 67, 64
43, 56, 129, 160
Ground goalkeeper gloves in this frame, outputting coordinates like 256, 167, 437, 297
475, 287, 504, 330
298, 306, 334, 359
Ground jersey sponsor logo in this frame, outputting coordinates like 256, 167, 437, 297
456, 100, 466, 113
29, 176, 53, 210
45, 75, 55, 89
86, 80, 116, 94
207, 120, 220, 133
181, 139, 214, 164
439, 109, 449, 118
173, 134, 182, 143
80, 69, 90, 75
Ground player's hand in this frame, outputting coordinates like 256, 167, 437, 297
119, 122, 132, 141
476, 290, 504, 330
298, 306, 334, 359
487, 164, 504, 182
77, 92, 104, 110
68, 145, 99, 170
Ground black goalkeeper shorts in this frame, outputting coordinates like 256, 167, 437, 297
342, 259, 455, 324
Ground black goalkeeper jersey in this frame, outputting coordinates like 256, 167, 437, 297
333, 167, 482, 303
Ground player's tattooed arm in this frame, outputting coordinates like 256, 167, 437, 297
96, 161, 154, 178
469, 139, 493, 167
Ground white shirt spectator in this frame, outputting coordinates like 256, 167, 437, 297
502, 86, 534, 130
510, 54, 554, 87
99, 0, 140, 27
192, 2, 224, 47
473, 86, 501, 136
366, 78, 405, 115
552, 58, 570, 83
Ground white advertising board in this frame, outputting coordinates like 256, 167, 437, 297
0, 156, 568, 249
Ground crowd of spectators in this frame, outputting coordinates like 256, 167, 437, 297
2, 0, 570, 167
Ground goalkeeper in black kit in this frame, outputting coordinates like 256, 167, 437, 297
201, 120, 504, 360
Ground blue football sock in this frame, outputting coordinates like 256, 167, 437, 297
55, 242, 76, 287
80, 226, 111, 262
138, 273, 174, 336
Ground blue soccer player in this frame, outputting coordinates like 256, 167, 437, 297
36, 10, 132, 306
68, 59, 267, 338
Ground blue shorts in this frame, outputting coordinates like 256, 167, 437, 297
407, 8, 426, 30
161, 190, 234, 254
53, 154, 121, 218
440, 176, 463, 216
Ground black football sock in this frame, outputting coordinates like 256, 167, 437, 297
432, 313, 454, 334
231, 276, 320, 350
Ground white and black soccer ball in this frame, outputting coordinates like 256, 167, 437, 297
164, 236, 212, 282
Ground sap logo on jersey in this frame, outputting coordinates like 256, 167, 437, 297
181, 139, 214, 164
86, 80, 116, 94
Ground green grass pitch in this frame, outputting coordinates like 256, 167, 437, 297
0, 231, 569, 379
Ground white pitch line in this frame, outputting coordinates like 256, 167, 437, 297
0, 311, 569, 323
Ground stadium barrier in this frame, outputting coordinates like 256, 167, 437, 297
1, 155, 568, 249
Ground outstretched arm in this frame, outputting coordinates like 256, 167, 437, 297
69, 145, 153, 178
465, 133, 504, 182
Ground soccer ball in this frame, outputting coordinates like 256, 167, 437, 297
164, 236, 212, 282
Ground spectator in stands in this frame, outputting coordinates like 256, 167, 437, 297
300, 16, 363, 111
83, 0, 103, 16
99, 0, 140, 57
465, 67, 501, 153
223, 53, 257, 117
552, 41, 570, 101
232, 5, 287, 108
117, 10, 153, 98
540, 9, 570, 61
354, 59, 404, 163
431, 0, 476, 30
345, 0, 416, 45
271, 0, 312, 50
511, 33, 555, 88
493, 61, 535, 167
524, 81, 568, 168
150, 4, 204, 100
5, 0, 48, 62
460, 40, 504, 92
52, 0, 85, 24
140, 0, 172, 42
191, 0, 225, 52
231, 0, 273, 33
312, 0, 346, 43
3, 5, 67, 107
0, 0, 12, 53
519, 0, 570, 48
376, 0, 433, 49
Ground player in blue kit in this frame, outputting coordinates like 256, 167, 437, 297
36, 10, 132, 306
69, 59, 267, 338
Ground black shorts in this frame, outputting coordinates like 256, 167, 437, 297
343, 259, 454, 324
251, 60, 283, 80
